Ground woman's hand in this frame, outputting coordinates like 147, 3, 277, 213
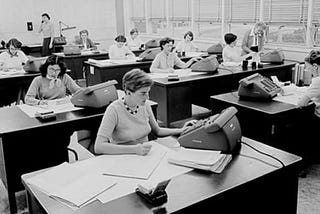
39, 100, 48, 105
135, 143, 152, 156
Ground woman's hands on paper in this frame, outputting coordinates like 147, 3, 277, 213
136, 143, 152, 156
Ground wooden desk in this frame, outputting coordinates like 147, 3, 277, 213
0, 102, 157, 214
0, 72, 39, 106
84, 55, 201, 90
84, 60, 154, 89
21, 137, 302, 214
54, 51, 109, 80
150, 61, 296, 127
210, 92, 314, 153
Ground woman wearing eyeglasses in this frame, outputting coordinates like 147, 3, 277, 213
25, 55, 82, 105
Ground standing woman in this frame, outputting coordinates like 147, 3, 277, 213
38, 13, 54, 56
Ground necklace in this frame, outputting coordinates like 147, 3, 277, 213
122, 98, 139, 115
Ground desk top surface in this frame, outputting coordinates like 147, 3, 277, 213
0, 100, 158, 135
53, 50, 109, 58
152, 61, 296, 86
211, 91, 298, 115
0, 72, 39, 80
0, 106, 106, 135
21, 136, 301, 214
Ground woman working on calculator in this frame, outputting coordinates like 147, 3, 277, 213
94, 69, 189, 155
25, 55, 82, 105
150, 37, 200, 73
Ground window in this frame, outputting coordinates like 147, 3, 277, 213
149, 0, 167, 35
126, 0, 320, 48
193, 0, 222, 40
130, 0, 146, 33
263, 0, 308, 45
169, 0, 192, 38
225, 0, 260, 42
312, 0, 320, 46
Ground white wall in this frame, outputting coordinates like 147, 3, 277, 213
0, 0, 118, 50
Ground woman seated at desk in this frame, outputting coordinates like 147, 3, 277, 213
150, 37, 200, 73
127, 28, 144, 50
296, 50, 320, 172
174, 31, 198, 53
75, 29, 96, 50
0, 38, 29, 71
25, 55, 82, 105
94, 69, 188, 155
222, 33, 254, 65
108, 35, 135, 60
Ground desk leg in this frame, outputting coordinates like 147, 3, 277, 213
25, 188, 46, 214
0, 137, 17, 214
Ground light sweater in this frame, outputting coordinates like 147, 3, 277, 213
25, 74, 81, 105
96, 99, 152, 144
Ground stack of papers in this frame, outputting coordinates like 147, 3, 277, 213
18, 97, 83, 117
273, 85, 307, 106
148, 69, 206, 79
26, 162, 116, 209
0, 69, 25, 76
88, 58, 139, 66
167, 148, 232, 173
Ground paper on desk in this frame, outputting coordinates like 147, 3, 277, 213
17, 98, 83, 117
0, 68, 25, 76
88, 58, 139, 66
26, 162, 116, 210
185, 52, 207, 58
95, 143, 192, 204
273, 85, 307, 106
72, 142, 166, 180
148, 69, 206, 79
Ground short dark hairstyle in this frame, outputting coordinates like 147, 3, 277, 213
41, 13, 50, 20
130, 28, 139, 35
79, 30, 89, 36
39, 55, 67, 78
224, 33, 237, 45
305, 50, 320, 65
159, 37, 174, 50
6, 38, 22, 49
115, 35, 127, 43
122, 69, 153, 92
184, 31, 194, 41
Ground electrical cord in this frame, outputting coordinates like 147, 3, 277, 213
241, 141, 286, 168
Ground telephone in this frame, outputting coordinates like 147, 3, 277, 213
238, 73, 282, 100
178, 107, 242, 154
71, 80, 118, 108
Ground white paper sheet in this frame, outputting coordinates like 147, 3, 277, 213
26, 162, 116, 210
88, 58, 139, 66
185, 52, 207, 58
273, 85, 307, 106
72, 142, 167, 180
0, 69, 25, 76
95, 143, 192, 204
148, 69, 206, 79
17, 98, 83, 117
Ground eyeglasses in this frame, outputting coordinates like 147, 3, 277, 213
48, 68, 61, 72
